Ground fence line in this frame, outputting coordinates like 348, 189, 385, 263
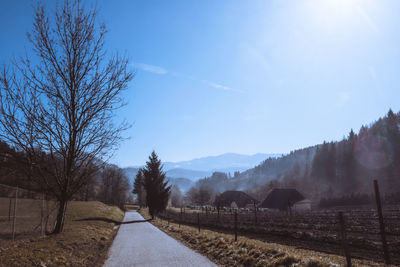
161, 181, 399, 265
0, 183, 57, 241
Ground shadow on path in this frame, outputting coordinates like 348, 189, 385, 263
75, 217, 152, 225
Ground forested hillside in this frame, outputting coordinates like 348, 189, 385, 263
189, 110, 400, 203
0, 141, 132, 209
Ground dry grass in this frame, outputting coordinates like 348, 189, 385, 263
124, 204, 140, 211
0, 197, 58, 239
0, 200, 124, 267
168, 207, 201, 213
139, 208, 389, 267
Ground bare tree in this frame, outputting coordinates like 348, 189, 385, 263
185, 186, 212, 206
170, 184, 183, 207
99, 164, 130, 209
0, 1, 133, 233
132, 168, 146, 207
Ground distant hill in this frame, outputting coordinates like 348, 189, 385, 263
122, 167, 194, 193
162, 153, 281, 172
124, 153, 281, 181
123, 153, 281, 192
232, 147, 317, 189
122, 167, 140, 182
164, 168, 210, 180
191, 110, 400, 203
167, 177, 194, 193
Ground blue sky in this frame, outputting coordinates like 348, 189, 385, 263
1, 0, 400, 167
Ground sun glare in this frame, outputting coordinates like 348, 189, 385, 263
306, 0, 378, 34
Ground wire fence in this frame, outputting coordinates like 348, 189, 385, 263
163, 206, 400, 264
0, 184, 57, 241
161, 181, 400, 266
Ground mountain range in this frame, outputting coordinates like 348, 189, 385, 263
163, 153, 282, 173
122, 153, 281, 192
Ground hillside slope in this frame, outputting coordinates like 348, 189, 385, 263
192, 110, 400, 202
0, 200, 124, 266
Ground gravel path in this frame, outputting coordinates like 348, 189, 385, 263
104, 211, 217, 267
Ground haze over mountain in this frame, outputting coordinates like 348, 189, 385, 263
163, 153, 281, 172
123, 153, 281, 192
124, 153, 281, 181
190, 110, 400, 204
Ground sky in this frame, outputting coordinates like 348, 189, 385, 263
1, 0, 400, 167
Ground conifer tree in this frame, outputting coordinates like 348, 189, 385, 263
142, 151, 171, 218
386, 109, 400, 187
133, 168, 146, 207
343, 129, 357, 193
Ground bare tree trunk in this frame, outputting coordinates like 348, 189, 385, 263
53, 200, 68, 234
85, 184, 89, 201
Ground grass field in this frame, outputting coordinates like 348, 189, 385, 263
168, 207, 202, 213
139, 208, 388, 267
0, 197, 58, 240
0, 200, 124, 267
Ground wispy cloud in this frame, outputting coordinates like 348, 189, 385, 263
203, 80, 233, 91
134, 63, 168, 75
202, 79, 244, 93
133, 62, 242, 93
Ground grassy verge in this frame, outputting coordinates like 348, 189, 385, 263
0, 201, 124, 267
139, 208, 384, 267
167, 207, 202, 213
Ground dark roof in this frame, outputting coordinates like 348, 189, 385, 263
214, 190, 258, 208
259, 188, 304, 210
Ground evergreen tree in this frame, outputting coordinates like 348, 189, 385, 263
342, 129, 357, 193
133, 168, 146, 207
386, 109, 400, 188
326, 142, 337, 183
142, 151, 171, 218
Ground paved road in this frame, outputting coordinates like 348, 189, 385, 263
104, 211, 217, 267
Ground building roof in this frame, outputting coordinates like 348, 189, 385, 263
214, 190, 258, 208
259, 188, 305, 210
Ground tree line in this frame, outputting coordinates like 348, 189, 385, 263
279, 109, 400, 201
0, 139, 132, 209
181, 109, 400, 207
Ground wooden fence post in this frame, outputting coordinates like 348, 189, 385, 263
338, 211, 352, 267
234, 211, 238, 241
41, 193, 45, 235
373, 180, 390, 265
12, 187, 18, 241
179, 207, 182, 228
44, 198, 49, 233
8, 198, 12, 221
253, 201, 257, 225
197, 213, 200, 233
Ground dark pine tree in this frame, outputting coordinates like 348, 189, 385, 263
142, 151, 171, 218
342, 129, 357, 193
386, 109, 400, 189
133, 168, 146, 207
